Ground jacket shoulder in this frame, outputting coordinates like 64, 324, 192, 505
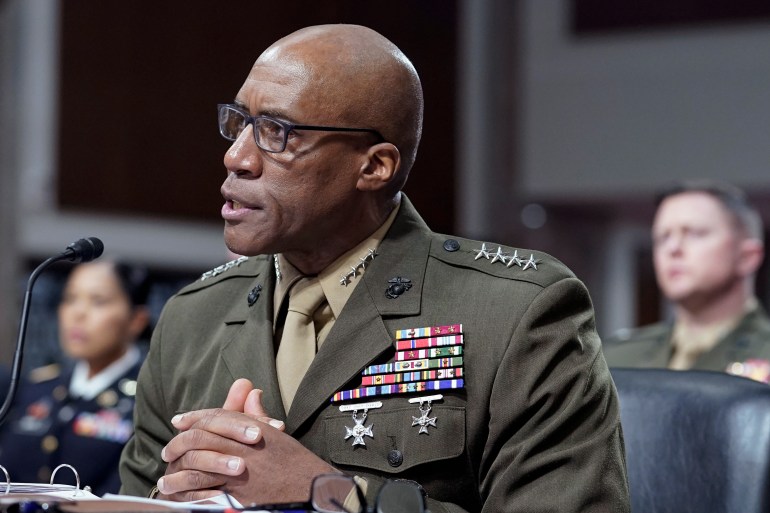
176, 255, 268, 296
428, 233, 576, 289
604, 322, 670, 346
27, 363, 61, 384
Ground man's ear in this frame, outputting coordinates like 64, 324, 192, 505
738, 238, 764, 277
357, 143, 401, 191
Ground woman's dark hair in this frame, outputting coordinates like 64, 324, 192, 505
111, 261, 151, 308
109, 261, 153, 342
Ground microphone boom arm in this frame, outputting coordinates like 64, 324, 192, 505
0, 237, 104, 426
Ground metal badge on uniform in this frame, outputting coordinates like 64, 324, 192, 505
200, 256, 249, 281
118, 378, 137, 396
53, 385, 68, 401
386, 277, 412, 299
340, 248, 378, 286
339, 401, 382, 447
726, 359, 770, 384
97, 390, 119, 408
409, 394, 442, 434
331, 324, 465, 402
247, 284, 262, 306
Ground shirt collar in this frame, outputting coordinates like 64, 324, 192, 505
273, 200, 401, 322
69, 345, 140, 401
672, 296, 760, 354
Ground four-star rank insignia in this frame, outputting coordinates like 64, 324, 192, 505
472, 243, 539, 271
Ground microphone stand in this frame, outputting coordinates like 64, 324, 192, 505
0, 239, 99, 426
0, 253, 81, 426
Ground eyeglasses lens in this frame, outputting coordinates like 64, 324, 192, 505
254, 117, 286, 152
376, 481, 426, 513
311, 474, 363, 513
219, 106, 245, 141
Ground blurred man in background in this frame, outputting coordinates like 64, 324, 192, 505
604, 180, 770, 382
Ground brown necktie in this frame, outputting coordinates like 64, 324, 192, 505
276, 276, 327, 413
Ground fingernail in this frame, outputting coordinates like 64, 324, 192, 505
157, 477, 166, 494
161, 447, 167, 461
269, 419, 284, 429
245, 426, 260, 440
171, 414, 183, 425
227, 458, 241, 471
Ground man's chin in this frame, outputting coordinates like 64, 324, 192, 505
224, 234, 271, 258
660, 286, 693, 304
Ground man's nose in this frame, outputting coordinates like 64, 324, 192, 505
664, 233, 684, 254
223, 125, 263, 177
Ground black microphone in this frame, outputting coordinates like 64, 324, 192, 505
62, 237, 105, 263
0, 237, 105, 426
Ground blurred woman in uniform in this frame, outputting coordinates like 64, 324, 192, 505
0, 260, 151, 495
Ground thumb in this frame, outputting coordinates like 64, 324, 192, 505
244, 388, 267, 417
222, 378, 254, 412
245, 388, 286, 432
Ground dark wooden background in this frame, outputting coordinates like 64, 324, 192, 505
58, 1, 457, 234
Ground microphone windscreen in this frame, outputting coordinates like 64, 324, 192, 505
65, 237, 105, 262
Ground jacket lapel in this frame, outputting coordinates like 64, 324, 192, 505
220, 261, 287, 420
285, 197, 432, 433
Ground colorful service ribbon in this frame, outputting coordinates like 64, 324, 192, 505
332, 324, 466, 402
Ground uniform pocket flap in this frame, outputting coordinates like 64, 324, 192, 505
326, 405, 465, 474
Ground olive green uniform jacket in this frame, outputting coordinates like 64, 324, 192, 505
120, 199, 629, 512
603, 307, 770, 375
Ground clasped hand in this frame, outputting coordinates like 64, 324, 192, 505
156, 379, 339, 503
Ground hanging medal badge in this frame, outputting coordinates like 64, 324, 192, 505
409, 394, 442, 434
339, 401, 382, 447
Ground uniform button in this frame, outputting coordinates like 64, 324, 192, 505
58, 405, 75, 422
119, 378, 138, 396
443, 239, 460, 252
387, 449, 403, 467
53, 385, 67, 401
41, 435, 58, 453
98, 390, 119, 408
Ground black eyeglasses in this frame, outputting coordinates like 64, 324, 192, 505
223, 473, 426, 513
218, 104, 385, 153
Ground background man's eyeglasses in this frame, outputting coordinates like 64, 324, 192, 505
218, 104, 384, 153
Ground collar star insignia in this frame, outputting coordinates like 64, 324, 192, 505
474, 243, 491, 260
490, 246, 507, 264
344, 413, 374, 446
339, 248, 379, 287
412, 406, 438, 434
200, 256, 249, 281
522, 254, 538, 270
506, 250, 522, 268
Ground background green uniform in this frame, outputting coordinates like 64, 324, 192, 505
603, 307, 770, 377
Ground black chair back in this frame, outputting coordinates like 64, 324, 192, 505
611, 368, 770, 513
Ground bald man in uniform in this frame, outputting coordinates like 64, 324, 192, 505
119, 24, 629, 512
